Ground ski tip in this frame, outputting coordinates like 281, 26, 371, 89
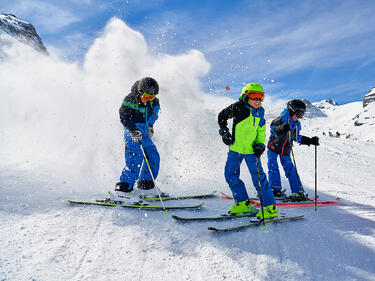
207, 227, 219, 231
171, 215, 182, 221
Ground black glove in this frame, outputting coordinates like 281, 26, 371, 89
275, 122, 290, 135
219, 127, 233, 145
130, 130, 142, 142
300, 136, 319, 146
253, 143, 265, 157
310, 136, 319, 146
300, 135, 311, 146
148, 127, 154, 138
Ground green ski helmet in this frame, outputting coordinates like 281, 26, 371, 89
240, 83, 265, 103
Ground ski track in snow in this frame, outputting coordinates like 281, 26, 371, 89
1, 135, 375, 281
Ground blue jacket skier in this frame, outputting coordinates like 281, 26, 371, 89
218, 83, 277, 219
267, 99, 319, 201
113, 77, 167, 203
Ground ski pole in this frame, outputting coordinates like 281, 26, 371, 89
290, 145, 303, 192
255, 157, 266, 228
138, 141, 166, 212
314, 145, 318, 211
288, 130, 303, 193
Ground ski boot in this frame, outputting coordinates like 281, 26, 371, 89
228, 200, 255, 215
135, 180, 169, 198
272, 189, 286, 198
285, 191, 309, 202
109, 182, 143, 204
256, 205, 278, 219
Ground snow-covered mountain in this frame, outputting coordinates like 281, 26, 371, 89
307, 91, 375, 142
300, 98, 327, 118
0, 13, 47, 54
313, 98, 339, 109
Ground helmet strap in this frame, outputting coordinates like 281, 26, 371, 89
241, 94, 249, 104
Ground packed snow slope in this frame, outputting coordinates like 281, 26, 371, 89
1, 18, 374, 281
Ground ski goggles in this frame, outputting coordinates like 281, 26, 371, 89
245, 90, 265, 101
294, 109, 305, 118
142, 92, 156, 101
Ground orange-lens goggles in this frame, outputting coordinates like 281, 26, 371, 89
245, 90, 264, 101
142, 92, 156, 101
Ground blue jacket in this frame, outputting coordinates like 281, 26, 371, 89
119, 81, 160, 135
267, 109, 302, 156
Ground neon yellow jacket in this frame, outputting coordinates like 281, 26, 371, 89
218, 101, 266, 155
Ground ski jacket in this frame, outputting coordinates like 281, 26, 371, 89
267, 108, 302, 156
218, 100, 266, 155
119, 81, 160, 135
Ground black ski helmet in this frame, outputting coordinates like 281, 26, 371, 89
287, 99, 306, 118
137, 77, 159, 96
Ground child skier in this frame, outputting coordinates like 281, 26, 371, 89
267, 99, 319, 201
112, 77, 168, 203
218, 83, 277, 218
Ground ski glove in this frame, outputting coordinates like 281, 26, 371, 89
130, 130, 142, 142
219, 127, 234, 145
253, 143, 265, 157
310, 136, 320, 146
300, 136, 320, 146
275, 122, 290, 135
148, 127, 154, 138
300, 136, 311, 146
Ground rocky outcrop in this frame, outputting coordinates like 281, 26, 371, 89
363, 87, 375, 108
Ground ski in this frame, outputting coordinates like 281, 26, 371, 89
96, 190, 218, 203
69, 200, 205, 210
172, 212, 257, 222
208, 215, 304, 233
220, 192, 339, 207
220, 192, 287, 201
248, 200, 339, 208
273, 200, 339, 207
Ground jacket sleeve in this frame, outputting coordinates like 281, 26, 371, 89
296, 121, 303, 143
255, 110, 266, 144
271, 115, 290, 139
218, 104, 234, 129
119, 101, 138, 132
148, 102, 160, 127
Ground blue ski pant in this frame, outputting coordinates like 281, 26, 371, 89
267, 149, 304, 194
224, 150, 276, 207
119, 131, 160, 189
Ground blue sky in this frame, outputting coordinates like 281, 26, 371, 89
2, 0, 375, 104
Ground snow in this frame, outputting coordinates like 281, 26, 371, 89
1, 18, 375, 281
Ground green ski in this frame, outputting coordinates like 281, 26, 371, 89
69, 200, 205, 210
96, 190, 217, 203
172, 212, 257, 222
208, 215, 304, 232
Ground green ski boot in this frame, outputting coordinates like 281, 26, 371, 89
229, 200, 254, 215
256, 205, 278, 219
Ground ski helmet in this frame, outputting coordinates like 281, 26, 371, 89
240, 83, 265, 103
287, 99, 306, 118
137, 77, 159, 96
